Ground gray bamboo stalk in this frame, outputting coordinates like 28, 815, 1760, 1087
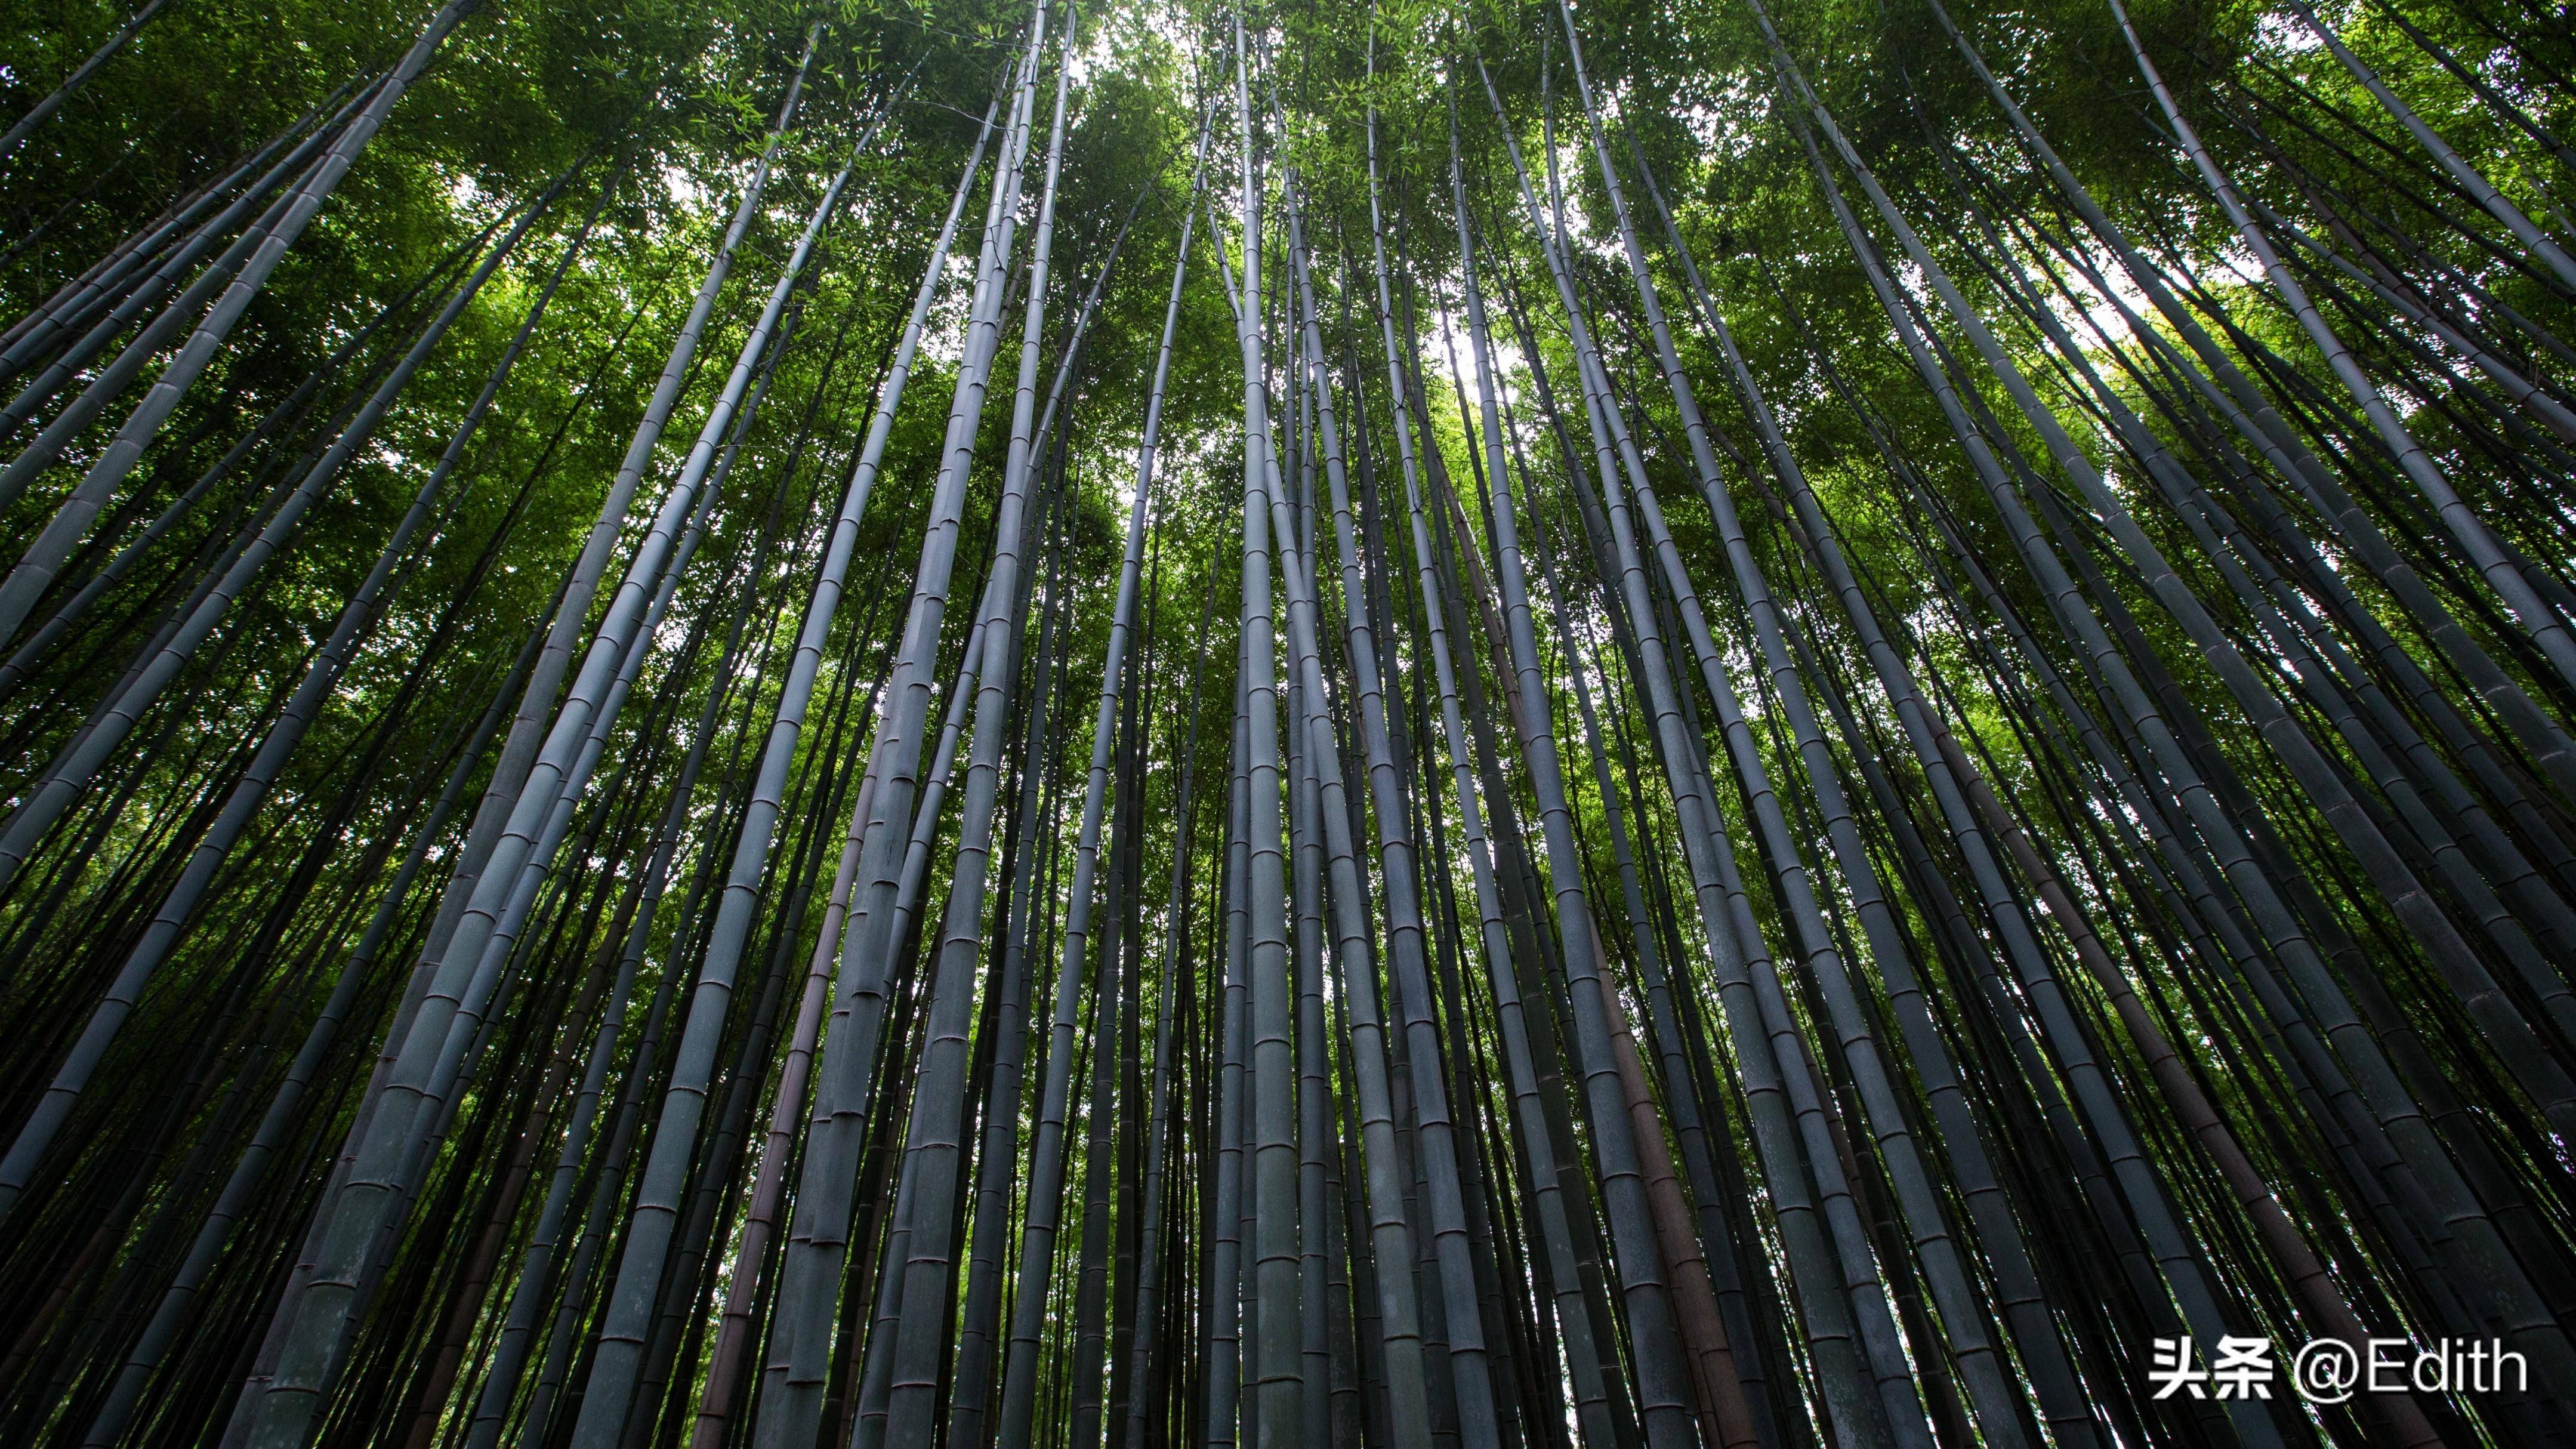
1217, 22, 1307, 1447
944, 548, 1063, 1449
1203, 605, 1253, 1449
0, 0, 172, 163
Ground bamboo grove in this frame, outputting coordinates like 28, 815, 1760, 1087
2, 0, 2575, 1442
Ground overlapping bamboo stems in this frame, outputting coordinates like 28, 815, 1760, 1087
468, 597, 789, 1449
1303, 46, 1514, 1449
226, 574, 566, 1440
2105, 0, 2576, 704
1703, 135, 2447, 1440
1911, 7, 2576, 1350
1122, 547, 1221, 1449
69, 608, 536, 1449
1271, 341, 1332, 1442
4, 143, 375, 541
490, 526, 775, 1448
1917, 0, 2576, 809
560, 104, 913, 1444
686, 684, 892, 1449
868, 8, 1074, 1443
0, 336, 447, 1033
1442, 362, 1655, 1449
950, 468, 1069, 1449
274, 53, 825, 1351
687, 86, 1007, 1448
751, 18, 1047, 1440
1202, 560, 1251, 1449
1763, 67, 2299, 1449
13, 6, 2576, 1444
1279, 384, 1331, 1449
1476, 78, 1745, 1438
1947, 0, 2576, 1263
237, 54, 853, 1443
1900, 428, 2478, 1315
1483, 230, 1803, 1433
0, 33, 360, 381
857, 108, 1174, 1445
834, 590, 1018, 1449
1782, 0, 2576, 1170
2279, 0, 2576, 295
601, 254, 912, 1447
438, 437, 809, 1446
2191, 46, 2567, 318
14, 621, 470, 1395
1366, 100, 1630, 1449
0, 77, 378, 489
1970, 326, 2576, 1380
2243, 180, 2576, 445
1616, 81, 2126, 1449
1041, 386, 1138, 1449
1946, 149, 2576, 951
1551, 14, 2092, 1446
1943, 122, 2576, 1019
1435, 56, 1722, 1449
0, 166, 575, 909
1508, 384, 1764, 1449
0, 163, 603, 1221
1754, 11, 2576, 1438
1202, 20, 1314, 1445
1888, 449, 2499, 1434
353, 423, 742, 1441
0, 0, 487, 649
388, 25, 816, 1093
991, 78, 1217, 1449
1469, 49, 1926, 1449
1252, 76, 1504, 1444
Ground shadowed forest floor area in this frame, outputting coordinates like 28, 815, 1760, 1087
2, 0, 2574, 1445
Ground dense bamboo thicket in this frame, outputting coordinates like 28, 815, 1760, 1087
4, 0, 2576, 1443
